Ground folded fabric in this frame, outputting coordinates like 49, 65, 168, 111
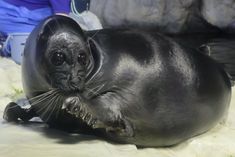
69, 12, 102, 31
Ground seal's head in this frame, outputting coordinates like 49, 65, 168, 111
22, 15, 94, 98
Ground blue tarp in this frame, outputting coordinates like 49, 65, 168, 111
0, 0, 52, 34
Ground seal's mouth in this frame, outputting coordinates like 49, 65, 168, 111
48, 73, 86, 94
58, 85, 84, 95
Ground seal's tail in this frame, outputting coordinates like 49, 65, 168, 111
199, 39, 235, 84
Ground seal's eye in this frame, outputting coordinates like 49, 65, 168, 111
51, 51, 66, 66
78, 52, 87, 66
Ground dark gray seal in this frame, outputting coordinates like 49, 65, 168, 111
3, 15, 234, 147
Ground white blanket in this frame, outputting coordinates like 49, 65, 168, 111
0, 57, 234, 157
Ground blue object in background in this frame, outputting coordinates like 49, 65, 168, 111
3, 33, 29, 64
0, 0, 52, 34
0, 0, 71, 63
0, 0, 52, 63
4, 0, 71, 14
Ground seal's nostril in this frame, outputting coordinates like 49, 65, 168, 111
68, 74, 72, 81
70, 77, 82, 85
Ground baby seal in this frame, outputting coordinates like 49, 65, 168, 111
4, 15, 234, 147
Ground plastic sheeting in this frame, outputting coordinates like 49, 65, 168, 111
0, 57, 235, 157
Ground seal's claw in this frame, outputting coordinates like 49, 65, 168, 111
90, 119, 106, 129
63, 97, 81, 114
63, 97, 99, 126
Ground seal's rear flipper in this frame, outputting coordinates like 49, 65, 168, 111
3, 102, 37, 122
199, 39, 235, 85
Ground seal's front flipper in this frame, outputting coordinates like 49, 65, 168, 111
3, 102, 37, 122
63, 96, 134, 137
62, 97, 98, 127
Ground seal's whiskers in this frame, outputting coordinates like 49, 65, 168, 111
29, 90, 60, 108
28, 89, 64, 122
44, 95, 60, 122
29, 90, 57, 104
39, 93, 62, 122
85, 82, 106, 98
40, 95, 56, 122
55, 95, 65, 118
